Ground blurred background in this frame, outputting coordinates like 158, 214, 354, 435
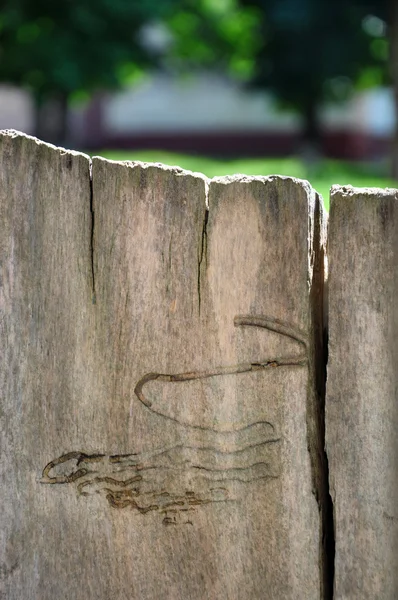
0, 0, 397, 202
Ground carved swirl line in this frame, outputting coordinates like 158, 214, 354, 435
134, 314, 308, 432
40, 438, 281, 485
40, 314, 303, 515
40, 445, 279, 515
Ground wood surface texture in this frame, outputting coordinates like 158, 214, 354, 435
0, 131, 328, 599
326, 185, 398, 599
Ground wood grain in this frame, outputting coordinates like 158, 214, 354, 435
326, 185, 398, 599
0, 132, 328, 599
0, 130, 95, 600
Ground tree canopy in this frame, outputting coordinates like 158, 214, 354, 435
1, 0, 179, 98
164, 0, 392, 156
235, 0, 390, 144
0, 0, 176, 141
0, 0, 395, 170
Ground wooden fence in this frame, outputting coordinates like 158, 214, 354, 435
0, 130, 397, 599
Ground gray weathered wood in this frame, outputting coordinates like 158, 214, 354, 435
326, 185, 398, 599
0, 130, 95, 599
1, 131, 328, 599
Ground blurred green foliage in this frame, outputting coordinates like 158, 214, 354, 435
0, 0, 394, 153
0, 0, 175, 104
239, 0, 389, 97
194, 0, 390, 142
165, 0, 262, 80
0, 0, 391, 115
164, 0, 392, 148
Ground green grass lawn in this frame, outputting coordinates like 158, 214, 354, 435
95, 149, 397, 211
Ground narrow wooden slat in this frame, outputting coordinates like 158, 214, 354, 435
326, 185, 398, 599
0, 131, 95, 600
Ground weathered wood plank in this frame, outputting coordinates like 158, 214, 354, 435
88, 166, 326, 599
326, 185, 398, 599
1, 133, 328, 599
0, 131, 95, 599
202, 176, 328, 599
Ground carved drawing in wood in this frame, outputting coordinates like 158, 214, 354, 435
41, 315, 308, 523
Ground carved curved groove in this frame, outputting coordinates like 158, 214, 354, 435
233, 315, 308, 347
134, 314, 308, 432
41, 452, 105, 484
40, 314, 303, 516
41, 443, 279, 516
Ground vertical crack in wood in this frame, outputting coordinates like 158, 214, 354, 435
89, 159, 96, 304
197, 205, 208, 315
308, 191, 335, 600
